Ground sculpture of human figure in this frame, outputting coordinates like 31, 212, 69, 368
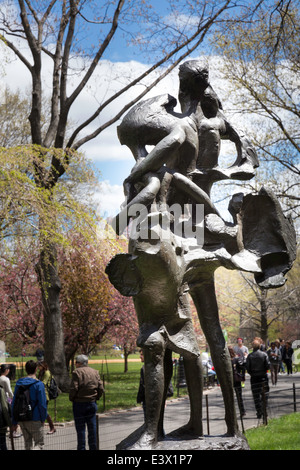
113, 61, 259, 439
114, 61, 258, 239
107, 60, 296, 449
177, 61, 250, 436
106, 213, 204, 449
114, 93, 219, 235
177, 60, 259, 196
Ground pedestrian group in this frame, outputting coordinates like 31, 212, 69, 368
0, 354, 103, 450
229, 337, 294, 421
0, 338, 296, 450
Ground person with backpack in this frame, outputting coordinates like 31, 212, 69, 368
11, 360, 47, 450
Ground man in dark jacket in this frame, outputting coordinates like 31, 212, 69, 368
69, 355, 104, 450
246, 339, 270, 420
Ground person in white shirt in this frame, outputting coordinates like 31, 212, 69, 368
233, 338, 249, 386
0, 364, 13, 402
0, 364, 22, 438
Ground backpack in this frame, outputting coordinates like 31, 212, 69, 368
47, 376, 59, 400
13, 382, 36, 422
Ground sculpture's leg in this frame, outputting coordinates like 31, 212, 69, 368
166, 355, 203, 439
183, 355, 203, 436
157, 348, 173, 439
189, 273, 239, 436
132, 332, 166, 449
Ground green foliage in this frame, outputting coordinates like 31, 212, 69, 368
0, 144, 100, 252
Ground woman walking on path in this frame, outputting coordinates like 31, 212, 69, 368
267, 342, 281, 385
282, 342, 294, 375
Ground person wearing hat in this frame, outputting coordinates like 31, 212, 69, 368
69, 355, 104, 450
233, 338, 249, 386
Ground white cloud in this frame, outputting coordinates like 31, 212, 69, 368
93, 180, 124, 218
81, 125, 132, 162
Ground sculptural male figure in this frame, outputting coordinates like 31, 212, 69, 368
106, 218, 204, 449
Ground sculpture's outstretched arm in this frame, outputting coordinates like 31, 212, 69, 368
222, 114, 259, 169
112, 168, 220, 236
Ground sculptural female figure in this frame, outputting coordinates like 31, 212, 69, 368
107, 93, 209, 449
177, 61, 245, 436
178, 60, 259, 196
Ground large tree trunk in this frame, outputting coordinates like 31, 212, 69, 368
36, 242, 70, 391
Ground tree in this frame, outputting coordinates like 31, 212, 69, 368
212, 0, 300, 223
0, 249, 43, 351
215, 254, 300, 346
0, 144, 100, 388
59, 232, 127, 366
107, 294, 139, 373
0, 0, 244, 387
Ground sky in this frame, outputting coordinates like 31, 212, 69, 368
0, 0, 246, 222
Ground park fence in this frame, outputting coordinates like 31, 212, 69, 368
4, 379, 300, 450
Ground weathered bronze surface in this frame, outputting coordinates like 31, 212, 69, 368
105, 60, 296, 450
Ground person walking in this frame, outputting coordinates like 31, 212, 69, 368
228, 346, 246, 417
37, 361, 56, 434
11, 360, 47, 450
233, 338, 248, 387
0, 364, 22, 438
282, 341, 294, 375
246, 339, 270, 420
278, 339, 285, 373
0, 383, 11, 450
69, 354, 104, 450
267, 342, 281, 385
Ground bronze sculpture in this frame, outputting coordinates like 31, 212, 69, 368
105, 61, 296, 450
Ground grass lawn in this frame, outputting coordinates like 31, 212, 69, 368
245, 413, 300, 450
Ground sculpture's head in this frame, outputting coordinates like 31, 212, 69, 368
178, 60, 209, 112
179, 60, 209, 85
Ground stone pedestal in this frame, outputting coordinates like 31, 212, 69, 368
117, 427, 250, 451
153, 434, 250, 450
